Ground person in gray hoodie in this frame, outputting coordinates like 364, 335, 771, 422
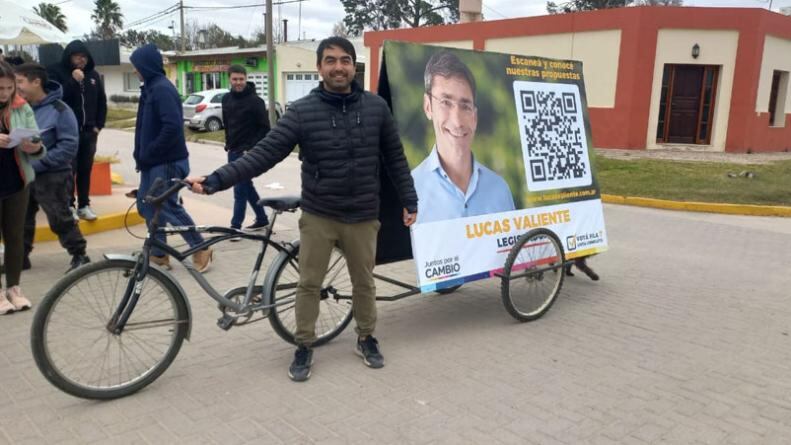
14, 63, 89, 272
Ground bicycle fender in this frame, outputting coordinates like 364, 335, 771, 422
103, 253, 194, 340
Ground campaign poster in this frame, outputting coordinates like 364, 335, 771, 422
377, 41, 608, 292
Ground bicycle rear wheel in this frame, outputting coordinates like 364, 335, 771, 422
265, 243, 353, 347
500, 228, 565, 322
30, 259, 189, 400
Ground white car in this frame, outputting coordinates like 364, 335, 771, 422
183, 89, 284, 132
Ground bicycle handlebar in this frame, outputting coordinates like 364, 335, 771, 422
144, 178, 188, 207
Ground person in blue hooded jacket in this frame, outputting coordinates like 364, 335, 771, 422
130, 44, 212, 272
14, 63, 90, 272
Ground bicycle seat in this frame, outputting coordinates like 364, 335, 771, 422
258, 196, 301, 211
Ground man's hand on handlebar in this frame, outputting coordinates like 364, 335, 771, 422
185, 176, 208, 195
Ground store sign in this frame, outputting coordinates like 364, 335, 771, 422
193, 58, 231, 73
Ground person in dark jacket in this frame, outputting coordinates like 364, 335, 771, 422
188, 37, 418, 382
48, 40, 107, 221
14, 63, 90, 272
222, 64, 270, 233
130, 44, 212, 273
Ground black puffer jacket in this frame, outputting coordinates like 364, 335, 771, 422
207, 80, 417, 223
222, 82, 269, 152
47, 40, 107, 131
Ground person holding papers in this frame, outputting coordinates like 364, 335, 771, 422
0, 60, 44, 314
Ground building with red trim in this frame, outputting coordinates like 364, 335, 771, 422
364, 7, 791, 152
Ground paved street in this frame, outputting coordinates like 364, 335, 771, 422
2, 130, 790, 444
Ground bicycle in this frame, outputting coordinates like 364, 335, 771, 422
30, 179, 354, 400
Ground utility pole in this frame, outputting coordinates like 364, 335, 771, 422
180, 0, 186, 52
298, 0, 302, 41
266, 0, 276, 125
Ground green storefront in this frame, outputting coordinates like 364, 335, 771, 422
170, 47, 279, 100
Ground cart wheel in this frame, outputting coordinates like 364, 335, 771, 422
500, 228, 565, 322
435, 284, 462, 295
263, 242, 354, 347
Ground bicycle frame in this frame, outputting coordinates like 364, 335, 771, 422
107, 196, 298, 335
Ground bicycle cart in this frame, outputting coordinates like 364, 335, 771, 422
31, 43, 608, 400
30, 179, 574, 400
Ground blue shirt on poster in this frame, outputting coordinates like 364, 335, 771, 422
411, 146, 515, 224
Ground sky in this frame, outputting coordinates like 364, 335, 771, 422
16, 0, 791, 44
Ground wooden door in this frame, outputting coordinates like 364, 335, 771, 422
667, 66, 704, 143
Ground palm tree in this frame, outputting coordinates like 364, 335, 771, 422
91, 0, 124, 40
33, 3, 68, 32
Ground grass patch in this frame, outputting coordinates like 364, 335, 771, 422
106, 108, 137, 129
105, 118, 136, 129
106, 108, 137, 121
185, 128, 225, 144
596, 157, 791, 206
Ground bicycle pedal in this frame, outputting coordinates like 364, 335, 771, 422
217, 314, 236, 331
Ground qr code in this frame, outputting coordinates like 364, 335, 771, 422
513, 81, 592, 192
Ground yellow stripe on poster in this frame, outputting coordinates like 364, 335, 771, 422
566, 247, 604, 260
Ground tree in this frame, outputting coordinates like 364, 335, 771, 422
250, 26, 267, 46
182, 21, 249, 50
119, 30, 175, 51
332, 21, 349, 37
33, 3, 68, 32
341, 0, 459, 36
400, 0, 459, 28
342, 0, 401, 36
637, 0, 682, 5
91, 0, 124, 40
546, 0, 633, 14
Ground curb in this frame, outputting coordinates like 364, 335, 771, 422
194, 139, 224, 146
601, 194, 791, 217
34, 209, 145, 243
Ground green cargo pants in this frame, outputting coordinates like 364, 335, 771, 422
295, 211, 381, 345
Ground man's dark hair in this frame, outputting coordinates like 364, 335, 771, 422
228, 64, 247, 75
14, 63, 48, 84
5, 56, 25, 66
316, 36, 356, 65
424, 51, 476, 101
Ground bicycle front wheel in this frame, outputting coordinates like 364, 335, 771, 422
265, 243, 353, 347
500, 228, 565, 322
31, 259, 189, 400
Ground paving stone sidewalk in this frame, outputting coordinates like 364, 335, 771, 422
2, 199, 791, 444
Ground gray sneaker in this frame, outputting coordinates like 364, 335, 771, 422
69, 206, 79, 221
77, 206, 98, 221
355, 336, 384, 368
288, 345, 313, 382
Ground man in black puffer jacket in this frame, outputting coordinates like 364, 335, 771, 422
189, 37, 417, 382
47, 40, 107, 221
221, 64, 270, 232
